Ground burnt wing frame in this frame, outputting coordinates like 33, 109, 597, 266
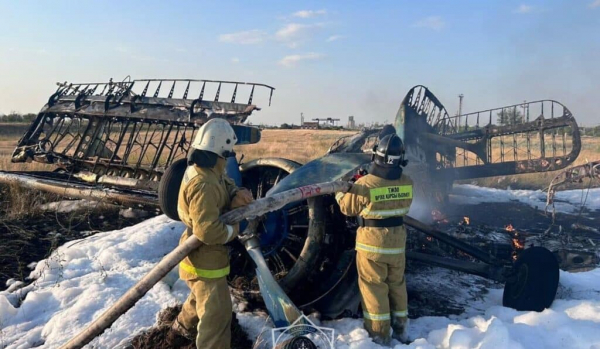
399, 85, 581, 180
11, 79, 274, 189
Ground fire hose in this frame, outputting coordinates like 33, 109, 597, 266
60, 180, 351, 349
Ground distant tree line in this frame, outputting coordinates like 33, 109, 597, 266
496, 109, 524, 126
0, 112, 37, 123
279, 123, 344, 130
580, 126, 600, 137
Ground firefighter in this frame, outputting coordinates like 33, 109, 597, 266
170, 118, 254, 349
335, 132, 413, 345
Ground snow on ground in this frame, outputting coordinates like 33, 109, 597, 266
451, 185, 600, 214
0, 216, 190, 348
239, 270, 600, 349
1, 208, 600, 348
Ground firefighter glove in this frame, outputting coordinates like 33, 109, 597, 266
231, 188, 254, 209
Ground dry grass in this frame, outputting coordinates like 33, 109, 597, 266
0, 129, 352, 171
0, 134, 53, 172
0, 129, 352, 217
1, 127, 599, 190
0, 157, 53, 172
1, 134, 59, 218
235, 129, 354, 164
0, 183, 60, 219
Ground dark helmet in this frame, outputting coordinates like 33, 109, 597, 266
378, 125, 396, 141
372, 134, 408, 168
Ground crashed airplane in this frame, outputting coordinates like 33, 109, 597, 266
0, 77, 583, 318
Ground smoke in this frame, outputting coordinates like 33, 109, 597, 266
405, 154, 438, 223
358, 84, 410, 125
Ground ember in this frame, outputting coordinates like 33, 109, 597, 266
462, 216, 470, 225
512, 237, 525, 250
504, 223, 525, 260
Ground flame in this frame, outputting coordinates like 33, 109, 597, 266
505, 223, 524, 260
463, 216, 470, 225
513, 238, 524, 250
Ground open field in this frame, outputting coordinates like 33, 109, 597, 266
0, 123, 29, 137
234, 129, 355, 163
1, 127, 599, 189
0, 132, 53, 172
0, 129, 354, 172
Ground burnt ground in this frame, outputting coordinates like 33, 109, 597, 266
0, 184, 157, 287
128, 305, 252, 349
444, 201, 599, 232
72, 200, 600, 346
1, 183, 599, 347
405, 200, 600, 318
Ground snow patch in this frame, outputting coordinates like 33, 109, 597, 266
0, 215, 187, 348
1, 214, 600, 349
451, 185, 600, 213
27, 262, 38, 270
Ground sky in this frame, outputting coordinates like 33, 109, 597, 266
0, 0, 599, 126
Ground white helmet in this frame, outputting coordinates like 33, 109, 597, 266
191, 118, 237, 158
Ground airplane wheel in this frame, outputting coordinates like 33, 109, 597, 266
230, 158, 306, 286
502, 246, 559, 312
158, 158, 187, 221
275, 336, 317, 349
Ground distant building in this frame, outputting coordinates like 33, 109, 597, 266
301, 121, 319, 130
347, 116, 356, 129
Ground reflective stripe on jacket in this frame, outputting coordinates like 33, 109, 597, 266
336, 173, 413, 261
177, 158, 239, 280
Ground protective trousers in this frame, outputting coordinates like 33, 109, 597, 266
356, 244, 408, 343
177, 277, 232, 349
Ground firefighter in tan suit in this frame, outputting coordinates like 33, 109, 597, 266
170, 118, 253, 349
336, 132, 413, 345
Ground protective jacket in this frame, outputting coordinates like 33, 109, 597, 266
336, 174, 413, 262
175, 158, 240, 349
336, 172, 413, 344
177, 160, 239, 280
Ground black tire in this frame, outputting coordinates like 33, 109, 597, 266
275, 336, 317, 349
158, 158, 188, 221
502, 246, 559, 312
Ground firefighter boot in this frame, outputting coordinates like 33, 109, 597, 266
167, 318, 195, 347
174, 285, 199, 339
372, 334, 392, 347
392, 317, 409, 344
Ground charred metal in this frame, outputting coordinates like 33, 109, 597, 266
0, 78, 590, 317
8, 78, 271, 194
